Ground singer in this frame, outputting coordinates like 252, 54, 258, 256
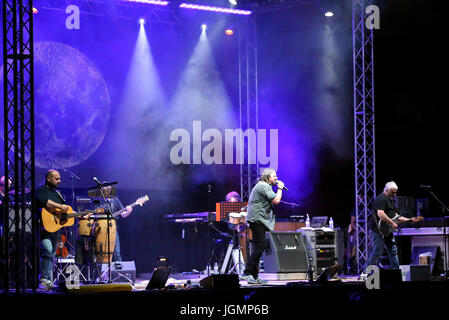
241, 168, 284, 284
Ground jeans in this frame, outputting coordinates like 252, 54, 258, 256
366, 231, 400, 270
244, 222, 267, 279
40, 231, 60, 281
113, 231, 122, 262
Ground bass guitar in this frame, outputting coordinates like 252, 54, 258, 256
378, 214, 424, 238
42, 206, 104, 233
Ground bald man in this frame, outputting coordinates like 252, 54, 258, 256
35, 170, 72, 290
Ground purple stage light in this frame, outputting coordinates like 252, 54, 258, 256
179, 3, 252, 15
124, 0, 169, 6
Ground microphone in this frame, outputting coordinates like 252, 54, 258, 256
93, 177, 103, 187
420, 185, 432, 189
277, 180, 288, 191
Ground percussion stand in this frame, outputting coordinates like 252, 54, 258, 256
96, 184, 114, 283
230, 224, 245, 275
222, 220, 245, 276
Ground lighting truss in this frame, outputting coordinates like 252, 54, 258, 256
179, 2, 252, 15
352, 0, 376, 273
2, 0, 37, 292
238, 14, 258, 201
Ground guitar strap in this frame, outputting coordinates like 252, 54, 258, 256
54, 189, 66, 204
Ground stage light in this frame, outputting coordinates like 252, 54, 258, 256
324, 11, 334, 17
201, 24, 207, 31
179, 3, 252, 15
225, 29, 234, 36
139, 18, 145, 25
125, 0, 168, 5
32, 7, 38, 14
229, 0, 237, 5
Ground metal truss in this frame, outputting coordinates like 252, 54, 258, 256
352, 0, 376, 273
238, 14, 259, 201
33, 0, 184, 24
2, 0, 37, 292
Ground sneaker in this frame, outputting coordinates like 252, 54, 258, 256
39, 278, 54, 291
254, 277, 268, 285
239, 273, 253, 281
358, 273, 368, 281
240, 273, 260, 284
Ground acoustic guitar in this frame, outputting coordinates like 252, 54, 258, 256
378, 214, 424, 238
42, 206, 104, 233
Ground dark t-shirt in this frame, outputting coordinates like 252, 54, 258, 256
35, 185, 66, 236
35, 185, 65, 210
368, 193, 398, 233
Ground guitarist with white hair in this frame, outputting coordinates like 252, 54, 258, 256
362, 181, 419, 277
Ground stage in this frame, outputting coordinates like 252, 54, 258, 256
4, 273, 449, 317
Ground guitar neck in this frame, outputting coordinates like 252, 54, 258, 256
67, 210, 95, 219
112, 201, 139, 218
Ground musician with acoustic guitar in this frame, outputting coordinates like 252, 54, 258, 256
37, 169, 92, 290
362, 181, 421, 278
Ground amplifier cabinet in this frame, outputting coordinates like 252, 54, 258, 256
263, 231, 309, 273
299, 229, 337, 279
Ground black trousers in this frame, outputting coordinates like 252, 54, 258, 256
244, 222, 267, 278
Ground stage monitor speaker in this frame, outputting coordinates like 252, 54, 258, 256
199, 274, 239, 289
411, 246, 442, 275
316, 264, 342, 283
263, 231, 309, 273
101, 261, 136, 284
146, 266, 173, 290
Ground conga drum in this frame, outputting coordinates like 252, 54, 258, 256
94, 218, 116, 263
78, 218, 95, 236
229, 212, 243, 225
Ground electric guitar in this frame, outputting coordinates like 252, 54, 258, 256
111, 195, 149, 218
42, 206, 104, 233
378, 214, 424, 238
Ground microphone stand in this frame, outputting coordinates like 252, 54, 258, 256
207, 184, 213, 276
49, 159, 80, 256
424, 188, 449, 277
96, 181, 114, 283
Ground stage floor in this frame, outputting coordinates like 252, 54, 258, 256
4, 273, 449, 318
132, 272, 361, 291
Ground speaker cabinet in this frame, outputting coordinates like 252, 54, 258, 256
101, 261, 136, 284
262, 231, 309, 273
199, 274, 239, 288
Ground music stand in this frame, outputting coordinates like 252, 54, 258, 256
215, 202, 248, 222
146, 266, 173, 290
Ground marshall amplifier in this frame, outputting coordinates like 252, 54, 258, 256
262, 231, 309, 273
